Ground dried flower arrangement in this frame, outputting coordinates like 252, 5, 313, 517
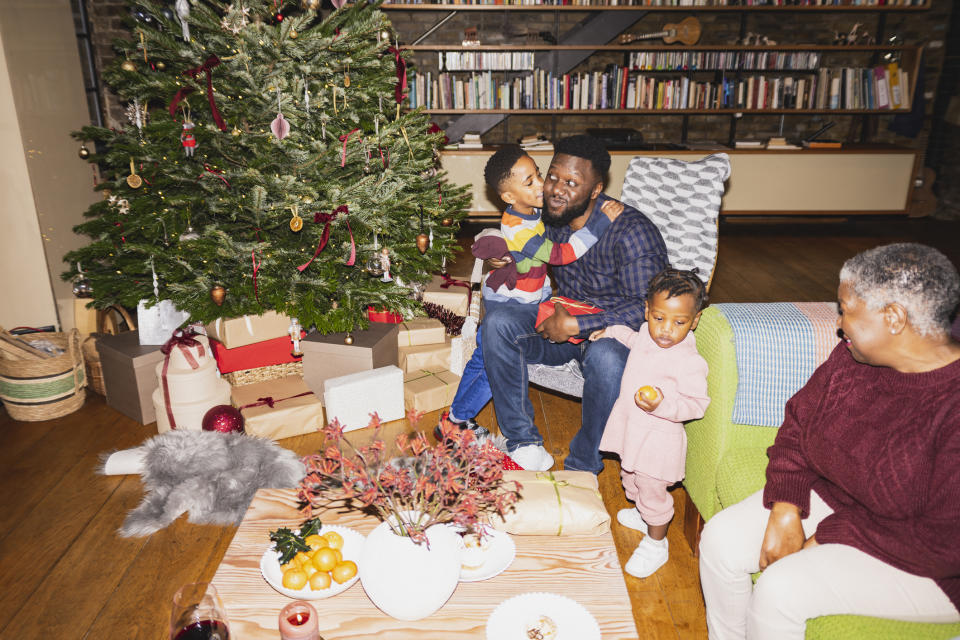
298, 412, 522, 545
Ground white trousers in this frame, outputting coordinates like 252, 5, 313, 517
699, 489, 959, 640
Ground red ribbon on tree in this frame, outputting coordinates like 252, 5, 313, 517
339, 128, 361, 167
160, 330, 205, 429
440, 273, 472, 307
387, 46, 408, 104
197, 164, 231, 187
168, 54, 228, 132
297, 205, 356, 272
251, 248, 262, 304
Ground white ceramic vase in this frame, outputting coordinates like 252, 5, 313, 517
359, 516, 462, 620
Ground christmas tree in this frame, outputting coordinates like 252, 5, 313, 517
64, 0, 469, 333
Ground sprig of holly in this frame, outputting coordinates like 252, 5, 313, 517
269, 516, 323, 565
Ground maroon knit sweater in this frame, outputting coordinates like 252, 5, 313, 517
764, 342, 960, 610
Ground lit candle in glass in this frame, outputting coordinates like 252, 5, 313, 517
279, 601, 320, 640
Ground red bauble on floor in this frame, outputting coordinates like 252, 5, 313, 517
202, 405, 245, 433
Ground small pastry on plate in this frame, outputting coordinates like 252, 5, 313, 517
461, 532, 490, 570
525, 614, 558, 640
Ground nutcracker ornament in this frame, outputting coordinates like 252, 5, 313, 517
288, 317, 304, 357
379, 247, 393, 282
181, 121, 197, 157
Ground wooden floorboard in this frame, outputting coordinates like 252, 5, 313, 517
1, 217, 958, 639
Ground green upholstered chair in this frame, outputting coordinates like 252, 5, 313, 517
684, 304, 960, 640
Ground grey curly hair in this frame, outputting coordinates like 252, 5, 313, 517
839, 243, 960, 337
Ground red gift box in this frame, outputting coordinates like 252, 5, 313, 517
535, 296, 603, 344
367, 306, 403, 323
209, 331, 304, 374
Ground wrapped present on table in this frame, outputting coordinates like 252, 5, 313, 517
323, 365, 404, 432
489, 470, 610, 536
367, 306, 402, 324
403, 367, 460, 413
397, 336, 451, 373
231, 374, 323, 440
535, 296, 603, 344
422, 274, 470, 317
96, 330, 165, 424
204, 311, 291, 349
301, 323, 399, 396
396, 317, 445, 348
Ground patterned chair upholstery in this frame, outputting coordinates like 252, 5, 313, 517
527, 153, 731, 397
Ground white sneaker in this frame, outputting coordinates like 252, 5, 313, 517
616, 508, 649, 534
624, 536, 669, 579
509, 444, 554, 471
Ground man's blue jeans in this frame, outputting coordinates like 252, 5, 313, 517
475, 300, 628, 473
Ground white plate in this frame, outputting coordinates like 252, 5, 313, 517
486, 592, 601, 640
260, 524, 365, 600
458, 528, 516, 582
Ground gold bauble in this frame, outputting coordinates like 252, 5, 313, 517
78, 145, 91, 160
441, 217, 453, 227
301, 0, 321, 9
121, 60, 137, 72
289, 29, 298, 39
156, 61, 166, 71
231, 127, 241, 137
210, 285, 226, 306
416, 233, 430, 254
344, 333, 354, 345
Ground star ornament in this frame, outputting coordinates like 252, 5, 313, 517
220, 3, 250, 34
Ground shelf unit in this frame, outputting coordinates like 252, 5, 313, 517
384, 2, 929, 143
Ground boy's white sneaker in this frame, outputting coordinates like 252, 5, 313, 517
616, 508, 649, 534
509, 444, 554, 471
624, 536, 669, 579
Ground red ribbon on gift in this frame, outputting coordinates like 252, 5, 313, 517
440, 273, 472, 308
387, 46, 408, 104
168, 54, 228, 132
160, 330, 205, 430
297, 205, 356, 272
240, 390, 314, 410
339, 128, 361, 167
198, 164, 230, 188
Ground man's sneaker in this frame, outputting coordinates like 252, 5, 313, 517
616, 508, 649, 534
509, 444, 555, 471
624, 536, 669, 579
434, 411, 491, 441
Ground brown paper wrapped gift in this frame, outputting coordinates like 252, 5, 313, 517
422, 275, 470, 316
403, 367, 460, 413
397, 336, 451, 373
231, 375, 323, 441
204, 311, 291, 349
96, 330, 165, 424
396, 317, 446, 348
301, 322, 399, 397
489, 470, 611, 536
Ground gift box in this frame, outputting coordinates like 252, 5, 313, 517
489, 470, 611, 536
449, 293, 482, 376
397, 336, 451, 373
301, 323, 399, 396
323, 365, 404, 432
422, 274, 470, 316
535, 296, 603, 344
231, 374, 323, 441
403, 367, 460, 413
209, 332, 303, 374
396, 317, 446, 348
96, 330, 165, 424
204, 311, 291, 349
367, 306, 403, 323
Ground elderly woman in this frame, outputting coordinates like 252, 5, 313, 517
699, 243, 960, 639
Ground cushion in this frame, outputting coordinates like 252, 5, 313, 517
620, 153, 730, 284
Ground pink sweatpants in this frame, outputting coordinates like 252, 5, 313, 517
621, 468, 674, 526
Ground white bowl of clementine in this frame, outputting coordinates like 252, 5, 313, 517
261, 524, 364, 599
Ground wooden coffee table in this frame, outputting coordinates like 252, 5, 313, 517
211, 489, 639, 639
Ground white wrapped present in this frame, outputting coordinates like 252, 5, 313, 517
323, 365, 404, 432
137, 298, 190, 345
449, 278, 482, 376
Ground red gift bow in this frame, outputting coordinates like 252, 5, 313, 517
297, 205, 356, 272
440, 273, 472, 308
240, 390, 314, 410
387, 46, 408, 104
160, 330, 205, 430
168, 54, 228, 132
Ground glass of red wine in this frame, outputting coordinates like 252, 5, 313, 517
169, 582, 230, 640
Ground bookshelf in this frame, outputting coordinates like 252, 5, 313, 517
383, 2, 928, 143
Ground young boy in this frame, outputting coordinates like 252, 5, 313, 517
591, 268, 710, 577
439, 144, 623, 472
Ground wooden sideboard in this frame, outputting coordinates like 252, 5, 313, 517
440, 146, 919, 219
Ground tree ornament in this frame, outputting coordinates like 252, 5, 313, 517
181, 121, 197, 157
126, 98, 147, 137
126, 157, 142, 188
202, 405, 245, 433
221, 3, 250, 34
288, 317, 304, 357
289, 204, 304, 232
121, 59, 137, 72
180, 225, 199, 241
301, 0, 321, 9
380, 247, 392, 282
156, 61, 166, 71
416, 234, 429, 254
73, 278, 93, 298
271, 88, 290, 140
441, 217, 453, 227
344, 333, 354, 345
289, 29, 298, 39
210, 285, 226, 305
176, 0, 191, 41
231, 127, 241, 137
78, 145, 90, 160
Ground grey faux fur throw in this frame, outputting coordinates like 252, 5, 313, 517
101, 430, 305, 537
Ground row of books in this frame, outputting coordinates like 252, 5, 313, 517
408, 63, 908, 110
437, 51, 537, 72
627, 51, 822, 72
386, 0, 926, 6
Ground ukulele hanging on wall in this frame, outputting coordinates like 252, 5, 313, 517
619, 16, 702, 46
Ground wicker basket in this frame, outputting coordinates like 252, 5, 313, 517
0, 329, 87, 421
82, 334, 106, 396
223, 361, 303, 386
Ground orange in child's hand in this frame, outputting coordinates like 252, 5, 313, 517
322, 530, 344, 550
312, 547, 338, 572
635, 385, 658, 405
331, 560, 358, 584
282, 568, 308, 590
309, 570, 332, 590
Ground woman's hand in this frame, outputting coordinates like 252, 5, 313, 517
588, 329, 606, 341
759, 502, 805, 570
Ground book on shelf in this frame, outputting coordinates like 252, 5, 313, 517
765, 137, 800, 150
734, 140, 763, 149
801, 140, 842, 149
458, 133, 483, 150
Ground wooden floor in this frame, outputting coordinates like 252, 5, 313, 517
2, 217, 958, 640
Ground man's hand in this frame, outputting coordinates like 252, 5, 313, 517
536, 303, 579, 342
759, 502, 805, 570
